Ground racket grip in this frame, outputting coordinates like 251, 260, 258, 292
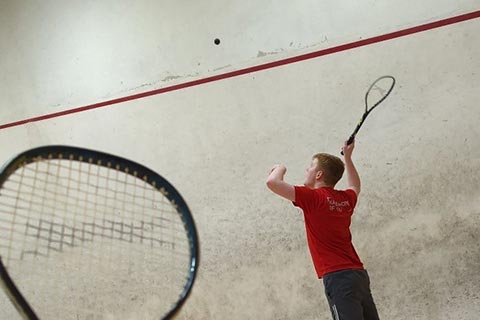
340, 136, 355, 155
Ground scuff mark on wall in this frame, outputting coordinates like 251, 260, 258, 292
257, 49, 284, 58
213, 64, 232, 72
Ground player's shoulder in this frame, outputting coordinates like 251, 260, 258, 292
335, 187, 357, 197
344, 188, 358, 197
328, 187, 358, 201
295, 185, 317, 198
339, 188, 359, 207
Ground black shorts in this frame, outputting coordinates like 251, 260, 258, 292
322, 269, 380, 320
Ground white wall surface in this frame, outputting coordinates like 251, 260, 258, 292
0, 0, 478, 122
0, 1, 479, 319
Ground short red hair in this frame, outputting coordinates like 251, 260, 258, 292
312, 153, 344, 186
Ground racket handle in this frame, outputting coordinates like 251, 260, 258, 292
340, 135, 355, 155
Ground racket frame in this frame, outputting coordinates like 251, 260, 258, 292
0, 145, 199, 320
0, 258, 39, 320
342, 75, 396, 152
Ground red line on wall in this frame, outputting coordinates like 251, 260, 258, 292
1, 10, 479, 130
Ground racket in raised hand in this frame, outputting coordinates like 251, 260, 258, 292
0, 146, 199, 320
341, 75, 396, 155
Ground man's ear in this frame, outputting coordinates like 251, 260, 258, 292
315, 170, 324, 181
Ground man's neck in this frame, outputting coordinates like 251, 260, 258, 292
314, 181, 334, 189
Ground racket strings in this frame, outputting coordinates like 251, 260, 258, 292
3, 163, 173, 210
0, 159, 188, 261
366, 86, 388, 109
365, 76, 395, 111
0, 157, 192, 318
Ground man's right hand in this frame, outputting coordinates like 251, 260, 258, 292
342, 140, 355, 159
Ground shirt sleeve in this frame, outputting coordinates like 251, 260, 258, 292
292, 185, 316, 210
344, 189, 358, 209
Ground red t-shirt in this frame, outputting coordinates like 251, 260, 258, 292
293, 186, 364, 278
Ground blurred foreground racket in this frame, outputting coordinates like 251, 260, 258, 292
341, 75, 396, 154
0, 146, 199, 320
